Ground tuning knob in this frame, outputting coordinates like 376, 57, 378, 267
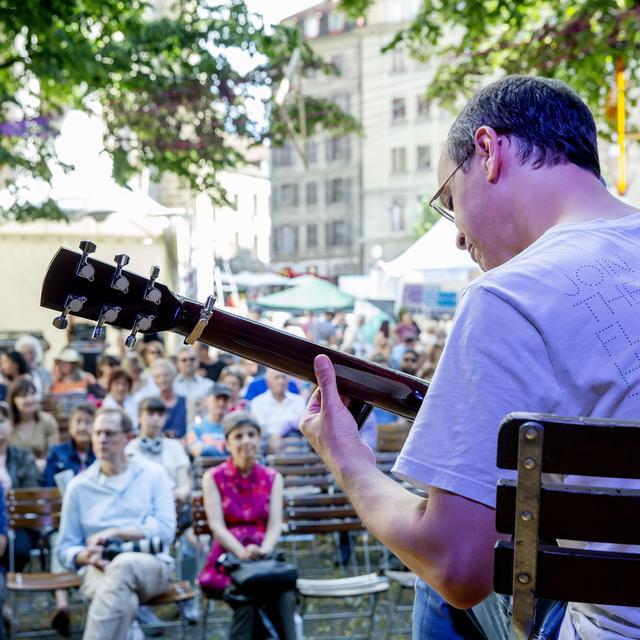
52, 295, 87, 330
76, 241, 97, 281
143, 265, 162, 305
111, 254, 130, 293
92, 305, 121, 341
124, 314, 154, 349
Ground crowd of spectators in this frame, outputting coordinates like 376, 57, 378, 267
0, 307, 449, 639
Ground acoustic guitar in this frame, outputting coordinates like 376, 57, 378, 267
40, 242, 428, 426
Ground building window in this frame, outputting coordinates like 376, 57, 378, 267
326, 177, 351, 205
390, 197, 406, 232
274, 225, 299, 255
328, 11, 345, 32
417, 94, 432, 119
277, 183, 299, 207
391, 147, 407, 174
272, 143, 294, 168
391, 49, 405, 72
325, 136, 351, 162
326, 220, 351, 247
306, 182, 318, 206
303, 13, 321, 38
331, 54, 344, 75
306, 139, 317, 164
392, 98, 406, 123
307, 223, 318, 248
416, 145, 432, 171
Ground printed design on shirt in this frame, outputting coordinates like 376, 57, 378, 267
562, 254, 640, 398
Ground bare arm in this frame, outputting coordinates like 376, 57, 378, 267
300, 354, 504, 609
173, 466, 192, 502
260, 473, 284, 555
202, 471, 247, 558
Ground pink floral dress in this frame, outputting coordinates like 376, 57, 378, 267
198, 458, 276, 596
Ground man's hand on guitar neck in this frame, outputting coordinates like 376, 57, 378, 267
300, 354, 376, 488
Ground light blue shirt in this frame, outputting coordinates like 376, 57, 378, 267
56, 456, 176, 571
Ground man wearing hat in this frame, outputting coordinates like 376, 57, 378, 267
186, 383, 232, 458
50, 347, 95, 396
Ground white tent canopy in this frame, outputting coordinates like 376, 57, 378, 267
379, 219, 477, 279
230, 271, 293, 287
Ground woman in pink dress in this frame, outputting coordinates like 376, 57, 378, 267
199, 412, 295, 639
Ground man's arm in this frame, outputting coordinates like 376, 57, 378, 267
300, 355, 503, 609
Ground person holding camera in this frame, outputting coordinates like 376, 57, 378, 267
56, 407, 176, 640
199, 412, 296, 640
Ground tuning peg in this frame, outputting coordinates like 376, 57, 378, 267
52, 295, 87, 330
124, 314, 155, 349
184, 295, 216, 345
143, 265, 162, 305
111, 254, 130, 293
91, 305, 122, 341
76, 241, 97, 281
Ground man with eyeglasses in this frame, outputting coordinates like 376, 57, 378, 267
173, 345, 214, 425
56, 408, 176, 640
301, 75, 640, 640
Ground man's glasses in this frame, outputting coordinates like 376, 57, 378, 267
179, 357, 196, 362
94, 429, 125, 439
429, 152, 472, 222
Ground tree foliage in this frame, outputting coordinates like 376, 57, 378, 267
339, 0, 639, 131
0, 0, 359, 220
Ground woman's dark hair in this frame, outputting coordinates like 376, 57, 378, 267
0, 401, 11, 422
96, 354, 120, 378
107, 368, 133, 392
446, 75, 600, 178
2, 350, 29, 378
7, 376, 39, 424
379, 320, 390, 338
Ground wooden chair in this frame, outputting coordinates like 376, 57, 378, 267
284, 492, 371, 575
192, 455, 229, 490
376, 422, 411, 453
493, 412, 640, 640
6, 487, 62, 573
266, 454, 333, 494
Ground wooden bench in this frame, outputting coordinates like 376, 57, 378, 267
493, 412, 640, 640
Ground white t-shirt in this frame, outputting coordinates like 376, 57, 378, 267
393, 212, 640, 640
250, 391, 307, 437
125, 437, 190, 490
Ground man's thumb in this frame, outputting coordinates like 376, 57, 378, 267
313, 354, 340, 407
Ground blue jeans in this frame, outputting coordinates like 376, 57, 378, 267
413, 578, 566, 639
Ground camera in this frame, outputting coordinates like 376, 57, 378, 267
102, 536, 166, 561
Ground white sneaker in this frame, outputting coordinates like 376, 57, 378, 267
126, 619, 146, 640
179, 598, 200, 624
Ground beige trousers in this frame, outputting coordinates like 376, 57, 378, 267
80, 552, 171, 640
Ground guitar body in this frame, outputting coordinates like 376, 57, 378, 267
41, 245, 428, 425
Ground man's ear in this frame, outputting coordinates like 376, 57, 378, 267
474, 126, 503, 183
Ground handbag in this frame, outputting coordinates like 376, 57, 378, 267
217, 551, 298, 598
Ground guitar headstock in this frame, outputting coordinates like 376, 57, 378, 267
40, 241, 185, 348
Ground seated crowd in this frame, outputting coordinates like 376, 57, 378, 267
0, 310, 448, 639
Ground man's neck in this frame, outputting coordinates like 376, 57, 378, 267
207, 412, 223, 424
270, 390, 286, 402
180, 373, 196, 382
100, 456, 129, 476
517, 165, 638, 244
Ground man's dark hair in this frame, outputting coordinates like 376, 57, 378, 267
447, 75, 600, 178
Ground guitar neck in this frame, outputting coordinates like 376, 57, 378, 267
174, 299, 427, 420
